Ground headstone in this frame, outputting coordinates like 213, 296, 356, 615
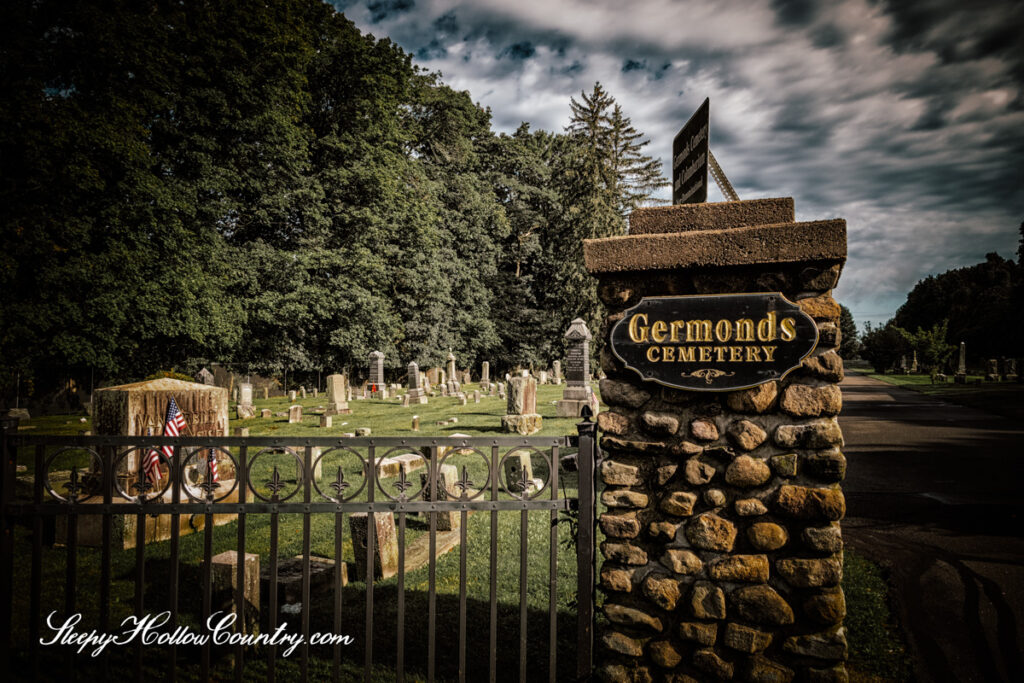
320, 415, 332, 429
503, 450, 540, 494
233, 388, 239, 402
986, 358, 1000, 381
458, 395, 467, 406
197, 368, 215, 386
501, 376, 542, 435
325, 374, 352, 415
313, 388, 318, 398
406, 362, 428, 404
552, 360, 562, 385
402, 394, 410, 407
955, 342, 967, 383
556, 318, 601, 417
498, 382, 506, 399
412, 415, 420, 431
263, 555, 346, 607
288, 405, 302, 423
910, 350, 918, 374
473, 391, 480, 403
349, 512, 399, 580
208, 550, 259, 633
263, 387, 269, 400
898, 355, 908, 375
445, 351, 461, 395
289, 390, 297, 402
237, 383, 255, 419
355, 427, 371, 437
461, 370, 471, 385
300, 386, 306, 399
1006, 358, 1019, 382
234, 427, 249, 437
539, 370, 548, 385
367, 351, 386, 398
521, 369, 529, 377
420, 464, 460, 530
346, 386, 353, 401
480, 361, 491, 392
440, 384, 449, 397
261, 409, 272, 419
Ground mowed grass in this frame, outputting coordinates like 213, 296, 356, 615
10, 381, 911, 680
865, 372, 1024, 425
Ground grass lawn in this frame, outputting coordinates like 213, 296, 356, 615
865, 372, 1024, 425
9, 382, 912, 681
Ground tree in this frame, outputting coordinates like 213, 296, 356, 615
896, 320, 955, 374
859, 322, 909, 374
838, 305, 859, 359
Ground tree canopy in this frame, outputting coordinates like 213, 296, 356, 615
1, 0, 666, 405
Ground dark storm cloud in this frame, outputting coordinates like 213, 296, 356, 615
333, 0, 1024, 327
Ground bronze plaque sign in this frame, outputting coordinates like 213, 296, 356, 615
610, 293, 818, 391
672, 97, 709, 204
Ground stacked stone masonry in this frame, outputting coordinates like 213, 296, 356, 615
587, 198, 848, 683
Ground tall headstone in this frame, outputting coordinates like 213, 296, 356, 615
955, 341, 967, 383
480, 361, 491, 392
300, 386, 306, 398
325, 374, 351, 415
349, 512, 399, 580
237, 383, 255, 419
197, 368, 215, 386
1006, 357, 1019, 382
552, 360, 563, 385
367, 351, 386, 398
288, 405, 302, 423
986, 358, 1000, 382
445, 351, 461, 395
501, 376, 542, 435
556, 318, 600, 417
585, 195, 849, 681
420, 464, 460, 530
910, 350, 918, 374
263, 387, 269, 400
406, 362, 428, 404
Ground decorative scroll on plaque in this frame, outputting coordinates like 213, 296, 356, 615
609, 293, 818, 391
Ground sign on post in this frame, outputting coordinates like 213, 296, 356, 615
672, 98, 709, 204
609, 293, 818, 391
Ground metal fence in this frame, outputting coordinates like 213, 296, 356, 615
0, 416, 597, 682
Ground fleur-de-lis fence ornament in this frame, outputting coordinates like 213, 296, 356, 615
63, 465, 83, 501
393, 466, 412, 500
131, 462, 153, 499
514, 466, 531, 495
199, 475, 221, 499
454, 465, 473, 500
329, 466, 350, 497
266, 465, 284, 499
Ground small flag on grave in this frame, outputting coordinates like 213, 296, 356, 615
144, 396, 188, 483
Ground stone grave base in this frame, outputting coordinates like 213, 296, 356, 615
555, 395, 599, 418
501, 414, 542, 435
325, 406, 352, 415
954, 373, 967, 383
261, 555, 348, 607
55, 480, 239, 549
236, 405, 256, 419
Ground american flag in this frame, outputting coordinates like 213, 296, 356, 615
144, 396, 188, 483
207, 448, 219, 483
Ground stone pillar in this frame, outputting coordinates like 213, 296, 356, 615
325, 373, 351, 415
556, 318, 601, 418
445, 351, 461, 395
955, 342, 967, 383
368, 351, 386, 398
407, 362, 428, 404
480, 361, 491, 392
584, 198, 849, 683
501, 376, 541, 435
209, 550, 259, 633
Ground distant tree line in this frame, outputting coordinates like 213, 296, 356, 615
0, 0, 666, 407
860, 227, 1024, 373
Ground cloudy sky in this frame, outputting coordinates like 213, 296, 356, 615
332, 0, 1023, 328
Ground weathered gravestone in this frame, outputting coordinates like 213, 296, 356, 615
556, 318, 601, 417
300, 386, 306, 399
288, 390, 297, 402
261, 409, 272, 419
288, 405, 302, 423
445, 352, 461, 395
910, 350, 918, 374
208, 550, 259, 633
367, 351, 386, 398
585, 192, 849, 682
69, 378, 236, 548
480, 361, 491, 392
420, 464, 460, 530
501, 376, 542, 435
197, 368, 215, 386
325, 373, 351, 415
1006, 358, 1019, 382
349, 512, 399, 580
236, 382, 255, 419
955, 342, 967, 383
406, 362, 428, 404
986, 358, 1000, 381
552, 360, 563, 385
320, 415, 332, 429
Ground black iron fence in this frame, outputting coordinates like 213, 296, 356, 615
0, 417, 597, 682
